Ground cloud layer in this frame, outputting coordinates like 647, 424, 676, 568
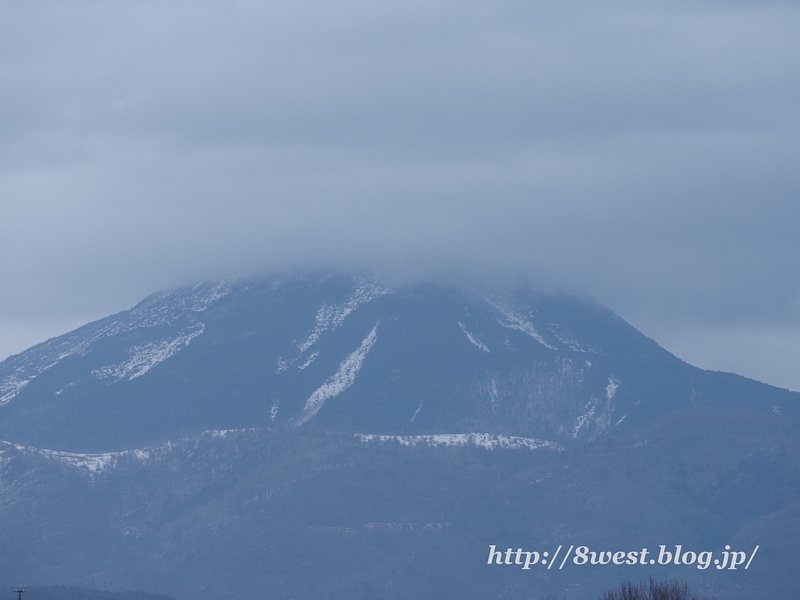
1, 0, 799, 388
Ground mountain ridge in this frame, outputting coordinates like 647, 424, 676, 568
0, 273, 796, 453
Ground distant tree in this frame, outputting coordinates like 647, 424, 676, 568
601, 578, 716, 600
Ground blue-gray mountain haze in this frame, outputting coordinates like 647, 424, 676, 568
0, 274, 797, 599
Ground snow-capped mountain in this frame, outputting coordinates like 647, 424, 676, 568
3, 273, 788, 452
0, 273, 798, 599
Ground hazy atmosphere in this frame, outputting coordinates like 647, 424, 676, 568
2, 0, 799, 390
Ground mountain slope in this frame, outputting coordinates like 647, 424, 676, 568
2, 274, 795, 452
0, 273, 798, 599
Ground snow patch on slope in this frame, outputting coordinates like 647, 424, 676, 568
277, 278, 387, 372
297, 351, 319, 371
487, 301, 557, 350
35, 447, 120, 473
0, 282, 231, 405
572, 377, 619, 438
572, 399, 600, 438
357, 433, 561, 451
458, 322, 490, 353
296, 322, 380, 426
606, 377, 619, 400
4, 440, 136, 477
548, 324, 595, 353
297, 279, 388, 354
1, 426, 253, 479
0, 375, 33, 405
93, 325, 205, 381
127, 281, 232, 326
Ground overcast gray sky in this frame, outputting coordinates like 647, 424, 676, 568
2, 0, 799, 390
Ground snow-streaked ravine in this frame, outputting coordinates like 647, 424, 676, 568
278, 278, 388, 373
357, 433, 562, 451
548, 324, 595, 353
0, 282, 231, 405
295, 322, 380, 426
297, 351, 319, 370
572, 399, 600, 438
297, 279, 387, 354
606, 376, 619, 400
0, 374, 33, 406
92, 325, 205, 381
458, 322, 490, 353
486, 300, 558, 350
571, 376, 619, 438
